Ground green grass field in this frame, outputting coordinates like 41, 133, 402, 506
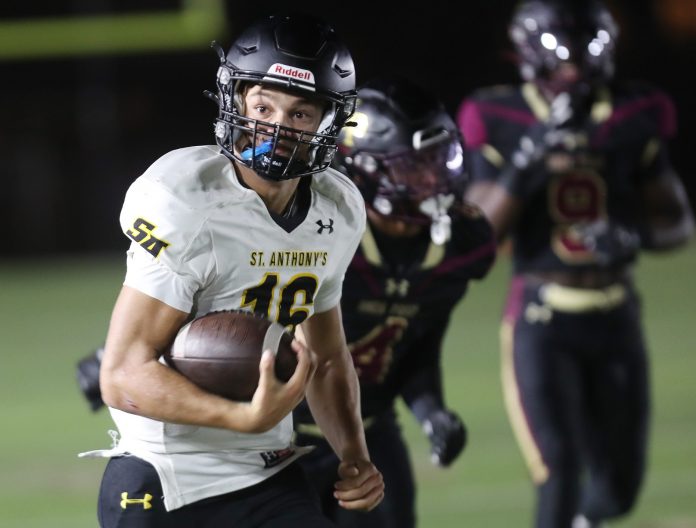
1, 244, 695, 528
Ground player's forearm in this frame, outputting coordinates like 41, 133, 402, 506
101, 292, 260, 432
305, 350, 369, 461
100, 353, 259, 433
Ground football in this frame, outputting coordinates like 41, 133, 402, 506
163, 310, 298, 402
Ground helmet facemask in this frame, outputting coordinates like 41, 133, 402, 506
213, 69, 356, 181
333, 75, 467, 243
208, 10, 357, 182
344, 137, 465, 243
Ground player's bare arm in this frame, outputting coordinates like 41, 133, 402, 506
100, 285, 312, 433
298, 306, 365, 457
299, 306, 385, 511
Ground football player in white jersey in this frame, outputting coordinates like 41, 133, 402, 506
83, 12, 384, 528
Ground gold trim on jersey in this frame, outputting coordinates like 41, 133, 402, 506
360, 221, 445, 270
540, 283, 627, 313
500, 321, 549, 484
641, 138, 660, 168
522, 82, 551, 122
590, 86, 612, 123
361, 222, 383, 266
521, 83, 613, 125
421, 241, 445, 270
481, 143, 505, 168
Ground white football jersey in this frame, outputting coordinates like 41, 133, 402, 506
88, 145, 366, 511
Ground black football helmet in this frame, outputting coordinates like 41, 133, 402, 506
334, 75, 466, 244
509, 0, 618, 91
210, 12, 357, 180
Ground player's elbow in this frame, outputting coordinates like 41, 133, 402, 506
99, 364, 139, 412
99, 367, 122, 409
99, 381, 118, 410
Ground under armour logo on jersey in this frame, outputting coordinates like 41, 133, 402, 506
385, 278, 410, 297
120, 492, 153, 510
316, 219, 334, 234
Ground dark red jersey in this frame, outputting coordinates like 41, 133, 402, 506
458, 81, 676, 274
295, 205, 495, 422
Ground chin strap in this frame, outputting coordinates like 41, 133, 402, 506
419, 194, 455, 245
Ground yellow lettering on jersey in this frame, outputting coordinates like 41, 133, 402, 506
357, 300, 387, 316
120, 492, 153, 510
250, 251, 265, 266
389, 303, 419, 318
264, 251, 328, 268
242, 273, 319, 329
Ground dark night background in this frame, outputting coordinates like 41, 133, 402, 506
2, 0, 695, 257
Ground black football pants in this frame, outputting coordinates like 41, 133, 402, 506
502, 278, 649, 527
98, 456, 335, 528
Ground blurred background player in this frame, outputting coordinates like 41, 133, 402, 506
457, 0, 694, 527
80, 12, 384, 527
77, 74, 496, 527
292, 75, 496, 527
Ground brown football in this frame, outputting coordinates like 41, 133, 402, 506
163, 310, 298, 402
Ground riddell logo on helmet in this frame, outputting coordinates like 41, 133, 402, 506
269, 63, 315, 84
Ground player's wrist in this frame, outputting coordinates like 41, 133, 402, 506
338, 443, 371, 464
222, 399, 272, 434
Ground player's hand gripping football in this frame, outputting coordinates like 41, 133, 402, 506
423, 408, 468, 467
334, 459, 385, 512
245, 339, 316, 433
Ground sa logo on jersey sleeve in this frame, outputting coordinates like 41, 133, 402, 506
126, 217, 170, 258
